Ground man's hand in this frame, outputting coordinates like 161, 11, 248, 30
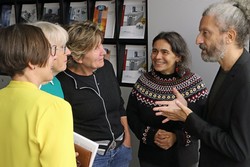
153, 88, 192, 123
154, 99, 192, 122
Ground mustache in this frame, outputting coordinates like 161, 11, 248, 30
199, 44, 206, 50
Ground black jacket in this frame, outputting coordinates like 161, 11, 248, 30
57, 60, 125, 141
186, 49, 250, 167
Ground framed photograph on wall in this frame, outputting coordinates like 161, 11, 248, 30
119, 0, 146, 39
42, 2, 60, 23
69, 1, 87, 24
0, 4, 16, 28
20, 4, 37, 23
93, 0, 115, 38
121, 45, 147, 84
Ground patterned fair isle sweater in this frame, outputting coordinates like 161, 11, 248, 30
126, 69, 208, 167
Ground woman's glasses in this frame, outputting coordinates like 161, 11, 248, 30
60, 45, 67, 54
50, 45, 67, 56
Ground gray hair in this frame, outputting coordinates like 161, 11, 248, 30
31, 21, 68, 46
203, 0, 250, 48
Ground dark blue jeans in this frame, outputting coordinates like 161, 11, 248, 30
93, 144, 132, 167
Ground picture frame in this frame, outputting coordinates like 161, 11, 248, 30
0, 4, 16, 28
93, 0, 115, 39
119, 0, 146, 39
121, 44, 147, 85
20, 3, 37, 23
42, 2, 60, 23
69, 1, 88, 24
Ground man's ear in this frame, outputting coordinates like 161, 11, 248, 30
226, 29, 237, 44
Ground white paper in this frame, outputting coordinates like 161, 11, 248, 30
10, 5, 16, 26
73, 132, 99, 167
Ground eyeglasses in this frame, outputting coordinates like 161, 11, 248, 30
50, 45, 57, 57
59, 45, 67, 54
50, 45, 67, 56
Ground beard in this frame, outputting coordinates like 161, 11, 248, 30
199, 39, 226, 62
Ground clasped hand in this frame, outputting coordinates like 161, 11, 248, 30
154, 129, 176, 150
153, 88, 192, 123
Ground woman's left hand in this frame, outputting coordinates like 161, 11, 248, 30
154, 129, 176, 150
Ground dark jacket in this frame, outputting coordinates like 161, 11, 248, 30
186, 49, 250, 167
57, 60, 125, 141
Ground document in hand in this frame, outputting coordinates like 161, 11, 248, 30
74, 132, 99, 167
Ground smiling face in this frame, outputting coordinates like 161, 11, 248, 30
151, 39, 181, 75
196, 15, 227, 62
75, 38, 106, 75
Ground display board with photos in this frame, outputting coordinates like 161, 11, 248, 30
0, 0, 148, 87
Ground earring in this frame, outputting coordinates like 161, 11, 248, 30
175, 67, 179, 72
175, 62, 179, 72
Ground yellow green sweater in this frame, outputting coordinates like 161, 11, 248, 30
0, 81, 76, 167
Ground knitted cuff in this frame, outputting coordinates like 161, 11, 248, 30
184, 131, 191, 146
142, 126, 150, 144
142, 126, 157, 145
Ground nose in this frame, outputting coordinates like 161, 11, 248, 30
66, 47, 71, 56
196, 33, 203, 45
100, 44, 106, 54
151, 51, 161, 61
154, 51, 162, 59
